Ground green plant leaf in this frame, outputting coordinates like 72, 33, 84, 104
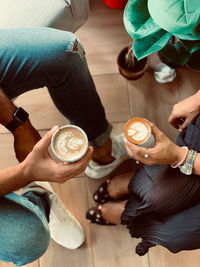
124, 0, 172, 59
148, 0, 200, 40
124, 0, 200, 63
132, 31, 172, 60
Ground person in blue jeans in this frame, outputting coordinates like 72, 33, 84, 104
0, 27, 128, 266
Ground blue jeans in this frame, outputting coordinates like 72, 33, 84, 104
0, 27, 112, 265
0, 27, 112, 147
0, 191, 50, 266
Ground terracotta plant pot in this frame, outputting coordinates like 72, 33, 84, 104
117, 46, 149, 80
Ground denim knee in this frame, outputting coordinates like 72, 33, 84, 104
0, 195, 50, 266
0, 217, 50, 266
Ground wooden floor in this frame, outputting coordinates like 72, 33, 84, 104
1, 0, 200, 266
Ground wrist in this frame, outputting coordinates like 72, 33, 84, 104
0, 89, 17, 125
171, 145, 188, 167
12, 119, 32, 135
20, 159, 35, 184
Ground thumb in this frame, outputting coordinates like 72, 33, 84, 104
149, 122, 162, 141
35, 125, 59, 152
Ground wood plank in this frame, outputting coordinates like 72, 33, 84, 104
128, 53, 180, 142
142, 61, 200, 266
94, 74, 130, 124
40, 177, 94, 267
0, 260, 39, 267
87, 176, 149, 267
0, 87, 68, 134
86, 122, 149, 267
76, 0, 131, 76
149, 246, 200, 267
176, 66, 200, 100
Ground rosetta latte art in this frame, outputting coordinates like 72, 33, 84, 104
128, 122, 148, 141
54, 130, 86, 160
60, 137, 84, 152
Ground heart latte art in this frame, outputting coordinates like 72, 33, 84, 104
127, 122, 149, 142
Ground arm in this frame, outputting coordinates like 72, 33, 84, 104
0, 163, 30, 196
0, 88, 18, 126
168, 90, 200, 130
124, 122, 200, 175
0, 88, 41, 162
0, 126, 93, 196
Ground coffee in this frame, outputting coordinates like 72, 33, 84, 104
51, 125, 89, 162
124, 117, 154, 148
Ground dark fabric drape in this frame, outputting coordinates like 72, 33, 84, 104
121, 115, 200, 255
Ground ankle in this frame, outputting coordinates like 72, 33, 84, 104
92, 138, 115, 164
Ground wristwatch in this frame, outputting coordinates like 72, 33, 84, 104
5, 107, 29, 132
179, 149, 197, 175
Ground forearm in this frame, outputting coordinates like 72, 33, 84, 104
0, 88, 17, 126
0, 162, 30, 196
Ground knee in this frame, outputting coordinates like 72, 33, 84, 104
20, 221, 50, 263
0, 216, 50, 266
66, 37, 86, 62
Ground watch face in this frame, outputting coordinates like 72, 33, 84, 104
14, 107, 29, 124
180, 165, 192, 175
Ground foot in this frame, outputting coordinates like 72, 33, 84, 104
23, 181, 85, 249
86, 200, 127, 225
85, 133, 129, 179
93, 172, 133, 203
92, 138, 115, 165
107, 172, 132, 199
101, 200, 127, 224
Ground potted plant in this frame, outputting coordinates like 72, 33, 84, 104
117, 44, 149, 80
122, 0, 200, 73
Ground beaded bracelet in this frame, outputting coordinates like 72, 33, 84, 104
171, 146, 189, 168
179, 149, 197, 175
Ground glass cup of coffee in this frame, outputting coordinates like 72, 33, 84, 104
51, 125, 89, 162
124, 117, 155, 148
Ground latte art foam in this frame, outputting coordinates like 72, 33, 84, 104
124, 117, 154, 147
128, 122, 149, 142
53, 127, 87, 161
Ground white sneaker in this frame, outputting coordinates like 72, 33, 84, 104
23, 181, 85, 249
85, 133, 129, 179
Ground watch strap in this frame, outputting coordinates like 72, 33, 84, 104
179, 149, 197, 175
5, 107, 29, 132
5, 118, 24, 132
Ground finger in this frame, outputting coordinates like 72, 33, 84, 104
124, 139, 146, 158
59, 150, 93, 180
35, 126, 59, 151
148, 122, 163, 140
168, 114, 179, 129
62, 146, 93, 170
179, 119, 190, 131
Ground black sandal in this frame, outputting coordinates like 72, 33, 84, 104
93, 178, 128, 204
93, 179, 115, 204
86, 205, 116, 226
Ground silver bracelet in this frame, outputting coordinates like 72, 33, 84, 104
179, 149, 197, 175
171, 146, 189, 168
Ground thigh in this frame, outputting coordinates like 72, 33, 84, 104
0, 192, 50, 266
0, 27, 77, 98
